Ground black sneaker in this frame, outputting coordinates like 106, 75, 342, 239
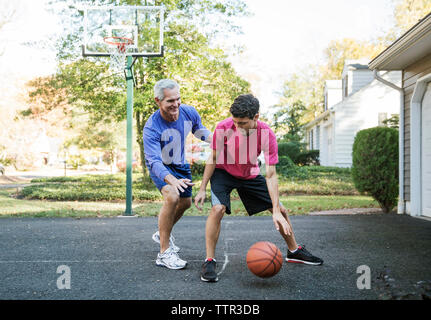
201, 259, 219, 282
286, 245, 323, 265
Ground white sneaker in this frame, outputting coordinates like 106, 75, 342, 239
152, 231, 180, 253
156, 247, 187, 270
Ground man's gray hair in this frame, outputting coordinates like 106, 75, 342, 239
154, 79, 180, 101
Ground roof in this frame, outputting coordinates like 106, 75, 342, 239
369, 12, 431, 70
304, 109, 332, 129
344, 59, 370, 69
342, 59, 370, 77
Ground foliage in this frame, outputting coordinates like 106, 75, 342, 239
19, 164, 361, 203
318, 38, 387, 81
0, 145, 15, 166
273, 38, 387, 129
272, 100, 306, 141
278, 141, 319, 166
278, 141, 301, 161
352, 127, 399, 213
190, 160, 206, 176
34, 0, 251, 173
382, 114, 399, 129
276, 156, 309, 179
393, 0, 431, 35
66, 154, 88, 169
295, 150, 320, 166
271, 0, 431, 128
22, 174, 161, 201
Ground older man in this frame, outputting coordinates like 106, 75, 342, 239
143, 79, 211, 269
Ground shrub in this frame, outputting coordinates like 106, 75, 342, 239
21, 174, 162, 201
278, 141, 301, 163
296, 150, 320, 166
276, 155, 309, 179
278, 141, 319, 166
191, 160, 206, 176
351, 127, 398, 213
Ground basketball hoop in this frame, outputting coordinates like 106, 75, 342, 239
103, 36, 134, 74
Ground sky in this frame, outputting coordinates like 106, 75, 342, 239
0, 0, 396, 111
226, 0, 395, 110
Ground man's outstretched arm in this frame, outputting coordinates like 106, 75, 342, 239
265, 165, 291, 236
194, 150, 217, 211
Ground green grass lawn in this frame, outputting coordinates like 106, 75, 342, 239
0, 188, 378, 218
0, 167, 379, 217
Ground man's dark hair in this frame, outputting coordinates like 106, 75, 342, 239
229, 94, 260, 119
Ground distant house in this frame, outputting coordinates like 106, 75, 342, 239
305, 59, 401, 167
369, 12, 431, 218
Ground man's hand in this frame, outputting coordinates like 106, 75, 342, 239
194, 190, 206, 211
272, 209, 291, 236
171, 178, 194, 195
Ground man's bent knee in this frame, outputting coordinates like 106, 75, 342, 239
211, 204, 226, 219
161, 186, 180, 204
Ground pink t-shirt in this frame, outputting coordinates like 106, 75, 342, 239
211, 118, 278, 179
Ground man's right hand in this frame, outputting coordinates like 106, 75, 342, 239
166, 175, 194, 195
194, 190, 206, 211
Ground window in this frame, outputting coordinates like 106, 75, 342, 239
316, 126, 320, 150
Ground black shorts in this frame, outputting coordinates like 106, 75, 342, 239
210, 168, 273, 215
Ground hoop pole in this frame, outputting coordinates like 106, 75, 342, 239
124, 55, 134, 216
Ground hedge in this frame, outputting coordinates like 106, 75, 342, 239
351, 127, 398, 213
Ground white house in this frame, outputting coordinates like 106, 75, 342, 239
369, 12, 431, 218
305, 59, 402, 167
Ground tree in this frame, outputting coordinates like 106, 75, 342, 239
32, 0, 250, 173
393, 0, 431, 34
272, 100, 306, 142
272, 1, 431, 129
274, 38, 387, 127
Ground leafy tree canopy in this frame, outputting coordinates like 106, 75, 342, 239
29, 0, 251, 171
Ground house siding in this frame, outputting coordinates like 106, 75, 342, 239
351, 70, 374, 95
334, 71, 401, 167
402, 53, 431, 201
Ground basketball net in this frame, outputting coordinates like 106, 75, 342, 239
104, 37, 134, 75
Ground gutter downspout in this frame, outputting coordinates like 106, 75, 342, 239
373, 70, 405, 214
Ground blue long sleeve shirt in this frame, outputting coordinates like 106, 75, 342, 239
143, 104, 211, 182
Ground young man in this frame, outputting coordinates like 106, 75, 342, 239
194, 94, 323, 282
144, 79, 211, 270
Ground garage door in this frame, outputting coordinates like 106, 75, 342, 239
422, 82, 431, 217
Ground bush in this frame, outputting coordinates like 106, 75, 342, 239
351, 127, 398, 213
296, 150, 320, 166
278, 141, 301, 163
278, 141, 319, 166
21, 174, 162, 201
276, 156, 309, 179
190, 160, 206, 176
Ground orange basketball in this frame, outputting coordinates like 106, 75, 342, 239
246, 241, 283, 278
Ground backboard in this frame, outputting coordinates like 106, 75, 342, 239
81, 5, 164, 57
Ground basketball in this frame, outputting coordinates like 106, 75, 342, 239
246, 241, 283, 278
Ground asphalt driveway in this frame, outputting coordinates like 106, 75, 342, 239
0, 213, 430, 301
